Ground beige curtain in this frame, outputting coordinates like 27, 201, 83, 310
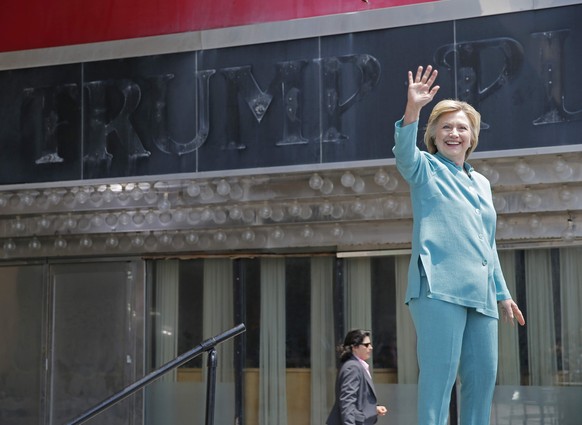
344, 257, 372, 332
395, 254, 418, 384
259, 258, 288, 425
497, 250, 521, 384
155, 259, 180, 382
310, 257, 336, 425
525, 249, 558, 385
203, 258, 234, 382
559, 247, 582, 384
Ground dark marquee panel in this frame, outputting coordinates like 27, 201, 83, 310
0, 4, 581, 184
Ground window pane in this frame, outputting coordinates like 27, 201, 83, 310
0, 265, 44, 425
285, 257, 311, 367
242, 259, 261, 368
371, 257, 397, 370
178, 260, 204, 368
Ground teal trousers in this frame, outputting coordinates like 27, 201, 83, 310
408, 279, 498, 425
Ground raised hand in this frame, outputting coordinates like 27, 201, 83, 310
403, 65, 440, 125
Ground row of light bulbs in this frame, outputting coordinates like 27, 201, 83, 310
1, 223, 354, 256
1, 152, 582, 259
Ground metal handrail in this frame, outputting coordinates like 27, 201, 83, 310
66, 323, 246, 425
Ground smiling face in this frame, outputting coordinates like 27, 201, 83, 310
433, 110, 472, 165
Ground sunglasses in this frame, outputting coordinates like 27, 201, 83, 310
360, 342, 373, 348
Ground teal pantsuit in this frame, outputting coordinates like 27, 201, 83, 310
409, 278, 498, 425
393, 119, 514, 425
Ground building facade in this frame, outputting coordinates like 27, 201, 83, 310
1, 0, 582, 424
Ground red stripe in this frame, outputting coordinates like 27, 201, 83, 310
0, 0, 436, 52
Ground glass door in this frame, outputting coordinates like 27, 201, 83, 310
47, 261, 145, 425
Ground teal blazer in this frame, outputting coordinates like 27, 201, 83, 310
393, 119, 511, 318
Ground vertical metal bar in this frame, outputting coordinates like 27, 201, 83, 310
205, 348, 218, 425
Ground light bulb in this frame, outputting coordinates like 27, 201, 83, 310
230, 206, 243, 220
185, 232, 199, 245
241, 229, 256, 242
319, 201, 333, 216
105, 235, 119, 248
553, 158, 573, 180
352, 177, 365, 193
64, 214, 78, 229
144, 190, 158, 205
75, 189, 90, 204
186, 182, 201, 198
299, 205, 313, 220
271, 207, 285, 222
79, 235, 93, 248
118, 212, 132, 226
214, 231, 227, 243
271, 227, 285, 240
216, 179, 231, 196
200, 208, 214, 222
242, 209, 255, 223
309, 173, 324, 190
89, 190, 102, 205
330, 224, 344, 238
131, 235, 145, 248
132, 211, 146, 226
374, 169, 389, 186
20, 192, 35, 207
514, 160, 535, 182
130, 186, 144, 201
102, 188, 115, 203
105, 213, 118, 227
492, 195, 507, 212
200, 186, 215, 201
301, 226, 314, 239
159, 211, 173, 224
341, 172, 355, 188
331, 205, 345, 219
29, 237, 42, 250
117, 191, 130, 205
288, 202, 301, 217
54, 236, 67, 249
3, 239, 16, 252
213, 209, 227, 224
258, 205, 272, 219
320, 178, 334, 195
158, 233, 173, 246
478, 163, 500, 184
229, 183, 244, 200
521, 190, 542, 209
351, 199, 366, 215
383, 197, 398, 213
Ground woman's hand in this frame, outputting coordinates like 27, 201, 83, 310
377, 405, 388, 416
403, 65, 440, 125
499, 299, 526, 326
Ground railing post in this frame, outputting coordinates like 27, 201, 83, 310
205, 348, 218, 425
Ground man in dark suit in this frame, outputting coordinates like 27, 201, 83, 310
327, 329, 388, 425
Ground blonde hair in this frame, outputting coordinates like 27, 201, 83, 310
424, 99, 481, 160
